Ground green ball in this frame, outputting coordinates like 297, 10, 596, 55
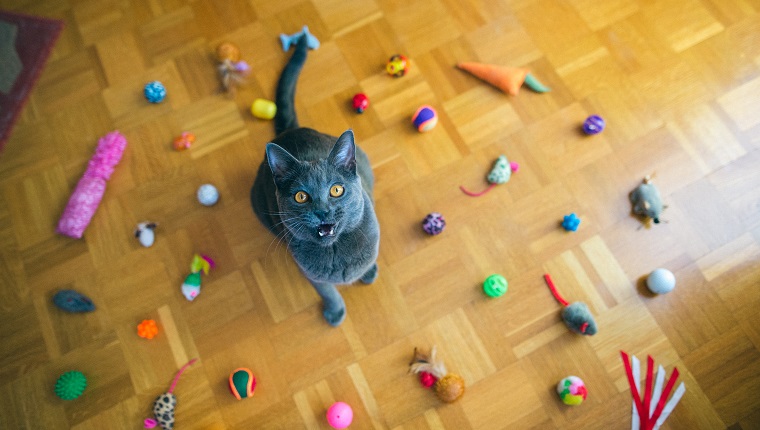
55, 371, 87, 400
483, 274, 508, 297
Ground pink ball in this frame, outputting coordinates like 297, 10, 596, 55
326, 402, 353, 429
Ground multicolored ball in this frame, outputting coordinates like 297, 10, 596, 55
582, 115, 605, 135
386, 54, 409, 77
144, 81, 167, 103
557, 376, 587, 406
412, 105, 438, 132
422, 212, 446, 235
228, 368, 256, 400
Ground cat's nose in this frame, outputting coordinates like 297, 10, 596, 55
314, 209, 329, 221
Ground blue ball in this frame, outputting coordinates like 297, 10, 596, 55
562, 213, 581, 232
582, 115, 605, 135
144, 81, 167, 103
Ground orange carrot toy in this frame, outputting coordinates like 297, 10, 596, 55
456, 62, 549, 95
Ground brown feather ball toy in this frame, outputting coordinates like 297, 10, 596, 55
409, 346, 465, 403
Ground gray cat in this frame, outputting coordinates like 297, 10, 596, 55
250, 35, 380, 326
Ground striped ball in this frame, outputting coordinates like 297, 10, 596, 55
412, 105, 438, 132
229, 368, 256, 400
582, 115, 605, 135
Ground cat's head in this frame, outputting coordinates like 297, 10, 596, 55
266, 130, 365, 245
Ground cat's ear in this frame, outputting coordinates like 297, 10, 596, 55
266, 143, 300, 183
328, 129, 356, 173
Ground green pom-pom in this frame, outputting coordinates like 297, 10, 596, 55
55, 371, 87, 400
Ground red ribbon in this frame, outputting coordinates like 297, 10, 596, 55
620, 351, 680, 430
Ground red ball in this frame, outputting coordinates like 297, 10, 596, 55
419, 371, 438, 388
352, 93, 369, 113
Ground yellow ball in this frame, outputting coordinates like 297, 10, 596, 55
251, 98, 277, 120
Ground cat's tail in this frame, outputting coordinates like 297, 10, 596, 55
274, 35, 309, 135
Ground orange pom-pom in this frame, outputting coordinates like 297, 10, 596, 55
216, 42, 241, 63
137, 319, 159, 339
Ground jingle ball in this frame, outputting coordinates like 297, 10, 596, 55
352, 93, 369, 113
647, 268, 676, 294
197, 184, 220, 206
483, 274, 508, 298
557, 376, 587, 406
144, 81, 166, 103
582, 115, 605, 135
412, 105, 438, 132
422, 212, 446, 235
386, 54, 409, 77
326, 402, 353, 429
228, 368, 256, 400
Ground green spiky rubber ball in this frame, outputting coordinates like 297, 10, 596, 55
55, 371, 87, 400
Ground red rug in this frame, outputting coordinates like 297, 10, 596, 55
0, 10, 63, 152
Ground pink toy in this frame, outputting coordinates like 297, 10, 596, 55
56, 131, 127, 239
326, 402, 353, 429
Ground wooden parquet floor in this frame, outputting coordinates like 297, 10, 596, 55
1, 0, 760, 429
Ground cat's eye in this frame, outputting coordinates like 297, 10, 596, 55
294, 191, 310, 203
330, 185, 344, 197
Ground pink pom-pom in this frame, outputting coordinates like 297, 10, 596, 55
144, 418, 157, 428
510, 161, 519, 172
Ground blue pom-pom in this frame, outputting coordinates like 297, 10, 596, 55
562, 213, 581, 232
144, 81, 166, 103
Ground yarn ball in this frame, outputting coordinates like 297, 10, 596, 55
582, 115, 605, 135
422, 212, 446, 235
144, 81, 166, 103
229, 368, 256, 400
53, 290, 95, 313
419, 371, 438, 388
386, 54, 409, 77
434, 373, 465, 403
562, 213, 581, 232
557, 376, 587, 406
647, 268, 676, 294
55, 371, 87, 400
326, 402, 353, 429
412, 105, 438, 132
483, 274, 508, 298
197, 184, 219, 206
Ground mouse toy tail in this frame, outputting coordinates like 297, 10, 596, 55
543, 273, 570, 307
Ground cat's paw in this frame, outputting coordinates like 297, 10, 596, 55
323, 305, 346, 326
360, 264, 378, 284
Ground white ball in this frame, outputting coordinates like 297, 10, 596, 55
647, 268, 675, 294
197, 184, 219, 206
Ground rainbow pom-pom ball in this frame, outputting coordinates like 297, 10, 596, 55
422, 212, 446, 235
412, 105, 438, 132
582, 115, 605, 135
557, 375, 587, 406
228, 368, 256, 400
144, 81, 166, 103
326, 402, 353, 429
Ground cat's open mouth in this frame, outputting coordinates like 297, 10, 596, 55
317, 223, 336, 237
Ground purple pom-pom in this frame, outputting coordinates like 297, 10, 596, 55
582, 115, 605, 135
422, 212, 446, 235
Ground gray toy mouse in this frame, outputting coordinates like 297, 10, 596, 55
629, 175, 665, 224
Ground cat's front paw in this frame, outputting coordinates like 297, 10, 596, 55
360, 263, 378, 284
323, 305, 346, 326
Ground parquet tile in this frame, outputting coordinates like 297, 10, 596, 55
1, 0, 760, 429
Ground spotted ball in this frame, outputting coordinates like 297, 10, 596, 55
582, 115, 605, 135
422, 212, 446, 235
144, 81, 166, 103
557, 376, 587, 406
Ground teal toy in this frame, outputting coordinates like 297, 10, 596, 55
460, 155, 519, 197
280, 26, 320, 51
55, 371, 87, 400
562, 213, 581, 232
